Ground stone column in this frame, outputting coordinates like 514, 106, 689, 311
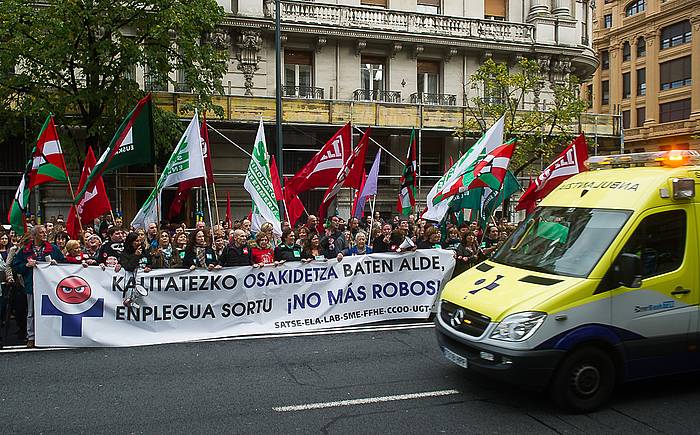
551, 0, 571, 17
643, 29, 659, 126
528, 0, 550, 17
609, 42, 622, 108
630, 36, 639, 127
690, 15, 700, 120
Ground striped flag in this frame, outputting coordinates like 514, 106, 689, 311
396, 128, 417, 216
29, 115, 69, 188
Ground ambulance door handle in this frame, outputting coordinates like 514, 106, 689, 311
671, 287, 691, 296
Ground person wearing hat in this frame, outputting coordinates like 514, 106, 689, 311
84, 234, 102, 264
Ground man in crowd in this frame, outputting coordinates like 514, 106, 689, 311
219, 229, 252, 266
372, 222, 393, 253
321, 215, 348, 255
11, 225, 66, 348
146, 222, 159, 250
97, 226, 125, 266
305, 215, 318, 233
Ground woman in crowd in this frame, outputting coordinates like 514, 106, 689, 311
150, 230, 174, 269
0, 232, 9, 262
258, 222, 277, 247
213, 232, 226, 259
301, 233, 325, 262
118, 233, 150, 273
344, 231, 372, 256
454, 231, 480, 276
295, 226, 309, 247
171, 232, 188, 268
183, 229, 219, 271
83, 234, 102, 263
443, 226, 462, 251
251, 231, 275, 266
274, 228, 302, 262
53, 231, 69, 254
64, 240, 91, 265
417, 226, 443, 250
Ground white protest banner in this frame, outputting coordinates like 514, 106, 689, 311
34, 250, 455, 347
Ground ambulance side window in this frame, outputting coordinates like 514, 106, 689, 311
620, 210, 686, 279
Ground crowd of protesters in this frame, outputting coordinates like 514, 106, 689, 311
0, 211, 517, 348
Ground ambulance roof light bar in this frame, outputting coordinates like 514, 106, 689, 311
585, 150, 700, 170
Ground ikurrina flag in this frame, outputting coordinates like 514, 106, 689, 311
245, 119, 281, 236
29, 115, 69, 188
424, 115, 504, 221
467, 139, 517, 190
131, 112, 205, 229
8, 158, 33, 235
318, 127, 371, 229
396, 128, 417, 216
516, 134, 588, 214
75, 94, 154, 204
66, 147, 112, 239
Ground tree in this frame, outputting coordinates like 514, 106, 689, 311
456, 58, 588, 176
0, 0, 228, 164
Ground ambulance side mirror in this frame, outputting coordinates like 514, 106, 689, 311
614, 253, 642, 288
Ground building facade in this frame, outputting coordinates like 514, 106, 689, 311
31, 0, 617, 223
588, 0, 700, 152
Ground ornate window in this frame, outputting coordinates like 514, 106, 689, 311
660, 56, 692, 90
637, 68, 646, 96
625, 0, 645, 17
601, 50, 609, 69
622, 72, 631, 99
660, 21, 692, 49
601, 80, 609, 105
604, 14, 612, 28
622, 42, 631, 61
636, 37, 646, 57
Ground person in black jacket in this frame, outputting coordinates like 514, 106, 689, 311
274, 228, 302, 262
119, 233, 152, 273
183, 229, 220, 271
219, 230, 252, 267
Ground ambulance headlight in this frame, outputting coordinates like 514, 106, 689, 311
490, 312, 547, 342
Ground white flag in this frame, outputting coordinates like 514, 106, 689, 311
131, 112, 205, 228
422, 115, 504, 222
245, 119, 281, 236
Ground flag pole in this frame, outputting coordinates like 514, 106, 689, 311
52, 116, 83, 234
198, 111, 216, 244
211, 181, 221, 225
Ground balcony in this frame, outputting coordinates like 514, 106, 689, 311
282, 86, 324, 99
410, 93, 457, 106
153, 93, 619, 139
260, 0, 534, 45
144, 79, 168, 93
174, 82, 191, 93
353, 89, 402, 103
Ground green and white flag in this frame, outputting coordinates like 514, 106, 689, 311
131, 112, 205, 229
245, 119, 281, 236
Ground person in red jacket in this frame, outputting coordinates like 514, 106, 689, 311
251, 232, 275, 267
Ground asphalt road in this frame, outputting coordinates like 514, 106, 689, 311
2, 323, 700, 434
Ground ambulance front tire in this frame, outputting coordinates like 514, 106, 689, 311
549, 346, 616, 413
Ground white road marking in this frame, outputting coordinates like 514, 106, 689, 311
0, 322, 435, 354
273, 389, 460, 412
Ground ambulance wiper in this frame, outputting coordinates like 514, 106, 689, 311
517, 264, 554, 275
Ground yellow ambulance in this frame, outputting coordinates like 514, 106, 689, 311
436, 150, 700, 412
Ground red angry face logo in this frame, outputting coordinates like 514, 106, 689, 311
56, 276, 92, 304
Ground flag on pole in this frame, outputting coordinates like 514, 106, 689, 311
318, 127, 370, 227
131, 112, 205, 228
467, 139, 517, 191
423, 115, 504, 222
285, 123, 352, 195
75, 94, 154, 204
167, 113, 216, 219
245, 119, 281, 236
284, 188, 306, 227
396, 128, 417, 216
29, 115, 69, 188
66, 147, 112, 239
516, 134, 588, 214
450, 171, 521, 228
351, 172, 367, 218
353, 149, 381, 219
8, 158, 33, 235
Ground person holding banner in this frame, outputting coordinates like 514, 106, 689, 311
183, 230, 220, 271
251, 232, 276, 267
344, 232, 372, 256
301, 233, 325, 263
11, 225, 66, 348
274, 229, 303, 262
219, 230, 252, 267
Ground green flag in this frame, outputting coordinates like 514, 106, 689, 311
449, 171, 520, 228
7, 157, 33, 235
75, 94, 154, 204
244, 119, 281, 236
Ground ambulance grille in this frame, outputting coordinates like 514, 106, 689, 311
440, 300, 491, 337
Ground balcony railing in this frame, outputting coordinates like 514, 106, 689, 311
174, 82, 190, 93
144, 79, 168, 92
264, 0, 534, 44
410, 92, 457, 106
353, 89, 401, 103
283, 86, 324, 99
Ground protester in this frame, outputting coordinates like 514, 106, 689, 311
119, 232, 150, 273
64, 240, 90, 265
274, 228, 302, 262
372, 223, 393, 253
183, 229, 219, 271
344, 232, 372, 256
454, 231, 480, 276
97, 226, 125, 266
53, 231, 69, 254
480, 225, 501, 260
301, 233, 325, 262
219, 229, 252, 266
251, 231, 275, 266
11, 225, 66, 347
443, 226, 461, 250
150, 231, 174, 268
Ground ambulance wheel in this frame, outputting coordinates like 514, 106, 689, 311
550, 347, 615, 413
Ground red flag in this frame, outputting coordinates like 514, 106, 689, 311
343, 129, 369, 189
67, 147, 111, 239
351, 171, 368, 218
467, 140, 517, 190
318, 128, 370, 227
167, 114, 216, 219
516, 134, 588, 214
29, 115, 69, 188
285, 123, 352, 195
269, 156, 284, 201
225, 192, 232, 227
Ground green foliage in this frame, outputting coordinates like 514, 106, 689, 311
0, 0, 227, 165
456, 58, 588, 175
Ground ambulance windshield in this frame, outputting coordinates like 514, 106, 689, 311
492, 207, 632, 278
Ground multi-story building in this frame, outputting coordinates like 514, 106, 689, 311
25, 0, 618, 222
588, 0, 700, 152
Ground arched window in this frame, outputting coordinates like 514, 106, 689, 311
625, 0, 645, 17
622, 42, 631, 61
636, 37, 646, 57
